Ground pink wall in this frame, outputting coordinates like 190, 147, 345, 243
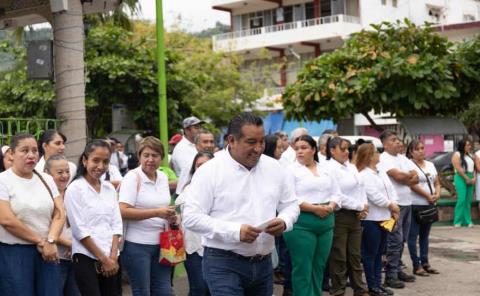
419, 134, 444, 157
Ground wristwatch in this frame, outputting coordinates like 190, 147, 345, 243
47, 237, 56, 244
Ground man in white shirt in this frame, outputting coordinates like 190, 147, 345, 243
182, 112, 299, 296
175, 129, 215, 194
171, 116, 204, 177
378, 131, 419, 289
279, 127, 308, 167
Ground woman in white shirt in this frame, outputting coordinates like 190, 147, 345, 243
44, 154, 81, 296
283, 135, 340, 296
356, 143, 400, 296
64, 140, 123, 296
36, 129, 77, 183
177, 151, 214, 296
451, 139, 476, 227
0, 133, 65, 296
406, 140, 440, 276
119, 136, 177, 296
326, 137, 369, 296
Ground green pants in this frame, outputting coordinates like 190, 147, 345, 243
329, 210, 368, 295
283, 212, 334, 296
454, 172, 474, 226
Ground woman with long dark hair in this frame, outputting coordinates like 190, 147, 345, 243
406, 140, 440, 276
451, 139, 475, 227
264, 134, 283, 160
177, 151, 214, 296
283, 135, 340, 296
64, 140, 123, 296
326, 137, 369, 296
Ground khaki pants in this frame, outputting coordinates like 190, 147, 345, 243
329, 210, 368, 295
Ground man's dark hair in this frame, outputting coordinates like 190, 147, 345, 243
227, 113, 263, 139
379, 130, 397, 143
322, 129, 337, 135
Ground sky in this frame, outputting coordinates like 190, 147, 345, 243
136, 0, 230, 32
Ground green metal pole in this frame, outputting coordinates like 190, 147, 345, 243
156, 0, 169, 167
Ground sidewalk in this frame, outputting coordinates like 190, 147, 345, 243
125, 226, 480, 296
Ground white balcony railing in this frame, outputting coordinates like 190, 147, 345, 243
214, 14, 361, 43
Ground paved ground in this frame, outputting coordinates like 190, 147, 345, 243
124, 226, 480, 296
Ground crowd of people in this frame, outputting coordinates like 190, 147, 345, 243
0, 111, 465, 296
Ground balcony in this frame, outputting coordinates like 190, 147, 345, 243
213, 14, 362, 53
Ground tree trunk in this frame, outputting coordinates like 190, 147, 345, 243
53, 0, 87, 163
361, 111, 384, 133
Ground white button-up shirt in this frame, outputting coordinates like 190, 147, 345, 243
328, 159, 367, 211
119, 167, 171, 245
182, 151, 299, 257
279, 145, 296, 167
171, 137, 197, 177
359, 167, 398, 221
64, 177, 123, 260
288, 161, 342, 206
378, 152, 415, 206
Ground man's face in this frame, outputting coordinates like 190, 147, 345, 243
185, 124, 202, 141
383, 134, 399, 155
196, 133, 215, 153
228, 124, 265, 169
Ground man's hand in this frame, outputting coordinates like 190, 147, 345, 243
409, 171, 420, 186
240, 224, 262, 243
265, 218, 286, 236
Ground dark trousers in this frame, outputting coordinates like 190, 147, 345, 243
0, 243, 61, 296
72, 253, 121, 296
59, 259, 81, 296
202, 247, 273, 296
329, 210, 368, 295
361, 220, 387, 290
408, 206, 433, 269
185, 252, 210, 296
386, 205, 412, 279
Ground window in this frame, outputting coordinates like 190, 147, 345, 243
463, 14, 476, 22
427, 7, 442, 23
305, 2, 315, 19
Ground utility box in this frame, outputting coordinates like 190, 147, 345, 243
112, 104, 136, 132
27, 40, 53, 80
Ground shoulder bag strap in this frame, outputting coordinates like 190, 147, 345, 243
413, 162, 433, 195
33, 170, 55, 219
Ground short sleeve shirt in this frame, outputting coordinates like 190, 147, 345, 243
378, 152, 414, 206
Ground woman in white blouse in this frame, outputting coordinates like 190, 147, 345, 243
119, 137, 177, 296
177, 151, 214, 296
64, 140, 123, 296
283, 135, 340, 296
451, 139, 476, 227
406, 140, 440, 276
326, 137, 369, 296
36, 129, 77, 183
0, 133, 65, 295
356, 143, 400, 296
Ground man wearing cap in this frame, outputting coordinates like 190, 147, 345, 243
171, 116, 204, 177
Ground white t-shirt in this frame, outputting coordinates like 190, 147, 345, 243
409, 161, 438, 206
171, 138, 197, 177
101, 164, 123, 182
118, 167, 171, 245
454, 151, 475, 173
0, 169, 59, 244
378, 152, 415, 206
279, 146, 296, 167
36, 156, 77, 184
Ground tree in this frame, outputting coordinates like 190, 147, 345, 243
282, 20, 480, 131
0, 22, 262, 137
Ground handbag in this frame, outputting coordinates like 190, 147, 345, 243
159, 224, 186, 266
413, 162, 439, 225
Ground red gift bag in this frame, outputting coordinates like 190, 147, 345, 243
159, 225, 186, 266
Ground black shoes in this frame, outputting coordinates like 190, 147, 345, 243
398, 271, 416, 282
384, 277, 405, 289
380, 285, 394, 295
369, 288, 388, 296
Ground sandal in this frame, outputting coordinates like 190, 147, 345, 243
413, 266, 429, 277
423, 264, 440, 274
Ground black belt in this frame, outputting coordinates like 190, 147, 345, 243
204, 247, 270, 262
